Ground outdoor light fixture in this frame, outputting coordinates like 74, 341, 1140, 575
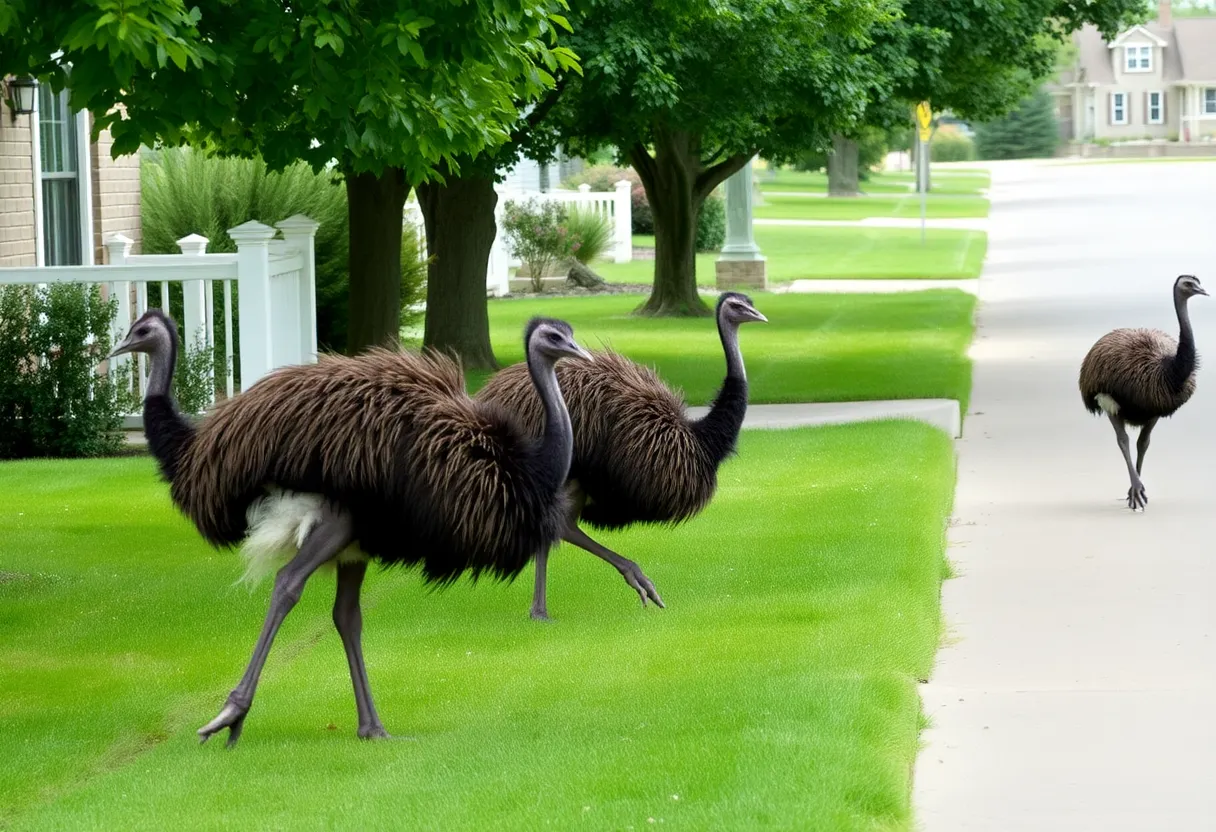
5, 76, 37, 122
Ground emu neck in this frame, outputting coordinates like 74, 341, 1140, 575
720, 313, 746, 383
146, 329, 177, 400
1174, 291, 1197, 381
527, 348, 574, 492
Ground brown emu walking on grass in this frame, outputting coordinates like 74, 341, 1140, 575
108, 310, 590, 746
1079, 274, 1207, 510
477, 291, 767, 619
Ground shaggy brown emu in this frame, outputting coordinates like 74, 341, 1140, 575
477, 291, 767, 619
1079, 274, 1207, 510
108, 310, 590, 746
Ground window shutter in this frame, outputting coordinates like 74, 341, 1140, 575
1126, 94, 1132, 124
1162, 91, 1168, 123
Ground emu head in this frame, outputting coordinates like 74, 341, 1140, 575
525, 317, 593, 365
717, 292, 768, 326
1175, 275, 1208, 300
109, 309, 178, 360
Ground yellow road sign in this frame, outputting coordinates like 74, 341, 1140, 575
916, 101, 932, 141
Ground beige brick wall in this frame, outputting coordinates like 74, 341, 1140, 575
0, 97, 36, 267
91, 114, 142, 263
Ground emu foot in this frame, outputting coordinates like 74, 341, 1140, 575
618, 560, 665, 609
1127, 483, 1148, 511
198, 699, 249, 748
358, 724, 391, 740
530, 607, 552, 622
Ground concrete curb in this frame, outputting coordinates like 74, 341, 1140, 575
774, 279, 979, 295
687, 399, 961, 438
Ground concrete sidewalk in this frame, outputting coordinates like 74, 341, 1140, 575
755, 216, 989, 231
913, 160, 1216, 829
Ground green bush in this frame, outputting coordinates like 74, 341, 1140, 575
696, 193, 726, 252
0, 284, 123, 459
141, 148, 425, 365
931, 133, 977, 162
975, 89, 1060, 160
564, 207, 613, 264
502, 199, 581, 292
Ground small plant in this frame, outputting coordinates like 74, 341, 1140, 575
502, 199, 580, 292
931, 133, 977, 163
564, 207, 613, 264
0, 284, 123, 459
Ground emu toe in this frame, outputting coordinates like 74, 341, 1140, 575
1127, 483, 1148, 511
358, 724, 391, 740
618, 561, 665, 609
529, 607, 553, 622
198, 701, 250, 748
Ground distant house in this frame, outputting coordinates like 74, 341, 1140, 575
1053, 1, 1216, 143
0, 78, 140, 268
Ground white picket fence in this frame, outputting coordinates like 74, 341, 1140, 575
402, 180, 633, 297
0, 214, 319, 420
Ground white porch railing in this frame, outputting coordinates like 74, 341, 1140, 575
0, 214, 319, 418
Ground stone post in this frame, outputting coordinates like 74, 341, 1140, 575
715, 157, 767, 290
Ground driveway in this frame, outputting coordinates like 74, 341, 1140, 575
913, 159, 1216, 830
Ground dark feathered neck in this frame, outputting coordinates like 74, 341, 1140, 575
691, 375, 748, 468
1170, 292, 1199, 392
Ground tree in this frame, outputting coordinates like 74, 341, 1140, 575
975, 89, 1060, 159
549, 0, 889, 316
820, 0, 1146, 193
4, 0, 575, 352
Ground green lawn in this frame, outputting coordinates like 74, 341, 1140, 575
756, 168, 990, 196
0, 420, 956, 831
609, 225, 988, 284
753, 193, 989, 221
475, 291, 976, 413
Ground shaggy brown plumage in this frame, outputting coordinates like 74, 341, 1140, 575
1080, 328, 1196, 425
478, 350, 720, 528
169, 347, 570, 584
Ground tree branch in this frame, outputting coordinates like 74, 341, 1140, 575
508, 74, 571, 146
629, 141, 658, 190
695, 149, 757, 199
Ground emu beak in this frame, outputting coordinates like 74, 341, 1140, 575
107, 335, 137, 361
1198, 287, 1210, 297
572, 344, 594, 362
748, 308, 769, 323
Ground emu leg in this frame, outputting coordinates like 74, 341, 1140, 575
333, 560, 389, 739
1136, 417, 1158, 476
199, 506, 353, 748
530, 549, 552, 622
563, 522, 665, 610
1108, 413, 1147, 510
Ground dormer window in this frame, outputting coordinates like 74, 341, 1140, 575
1125, 45, 1152, 72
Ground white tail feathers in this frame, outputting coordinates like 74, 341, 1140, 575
238, 488, 365, 587
1095, 393, 1121, 415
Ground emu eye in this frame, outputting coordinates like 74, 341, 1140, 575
547, 331, 561, 342
135, 327, 149, 337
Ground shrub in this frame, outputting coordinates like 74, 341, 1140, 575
561, 164, 635, 192
141, 148, 425, 362
697, 192, 727, 251
502, 199, 580, 292
0, 284, 123, 459
631, 183, 654, 235
564, 207, 613, 264
975, 89, 1060, 160
931, 133, 977, 163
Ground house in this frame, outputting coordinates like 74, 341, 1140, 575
0, 77, 140, 268
1054, 0, 1216, 143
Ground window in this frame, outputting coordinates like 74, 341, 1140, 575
38, 85, 83, 266
1111, 92, 1128, 125
1205, 88, 1216, 115
1124, 45, 1152, 72
1147, 91, 1163, 124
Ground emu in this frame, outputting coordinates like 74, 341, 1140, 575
477, 291, 766, 619
108, 310, 590, 746
1079, 274, 1206, 510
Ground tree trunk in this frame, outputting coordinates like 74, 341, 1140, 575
827, 134, 860, 196
631, 135, 711, 317
346, 168, 409, 353
418, 171, 499, 370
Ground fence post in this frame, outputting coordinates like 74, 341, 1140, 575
228, 220, 277, 391
487, 186, 512, 296
275, 214, 320, 365
613, 180, 633, 263
176, 234, 210, 364
104, 233, 134, 375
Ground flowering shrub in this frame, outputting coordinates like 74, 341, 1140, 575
502, 199, 581, 292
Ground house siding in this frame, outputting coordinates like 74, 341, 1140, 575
1093, 40, 1177, 139
90, 116, 141, 263
0, 97, 37, 266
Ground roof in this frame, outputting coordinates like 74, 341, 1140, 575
1066, 17, 1216, 86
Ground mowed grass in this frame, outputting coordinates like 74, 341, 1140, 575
476, 291, 976, 412
0, 420, 956, 830
604, 225, 987, 284
753, 193, 989, 221
756, 168, 990, 196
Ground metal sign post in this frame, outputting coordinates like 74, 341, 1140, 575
915, 101, 932, 246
